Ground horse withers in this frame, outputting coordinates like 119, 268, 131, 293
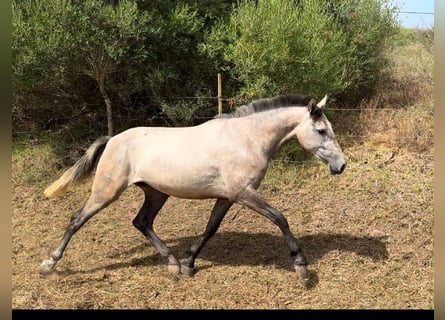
40, 94, 346, 280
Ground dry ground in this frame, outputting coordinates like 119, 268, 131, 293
12, 118, 433, 309
12, 29, 434, 310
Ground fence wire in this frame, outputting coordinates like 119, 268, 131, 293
14, 92, 433, 166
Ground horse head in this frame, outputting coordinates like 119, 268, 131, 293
295, 95, 347, 175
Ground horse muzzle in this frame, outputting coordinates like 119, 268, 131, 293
314, 149, 346, 175
329, 162, 346, 175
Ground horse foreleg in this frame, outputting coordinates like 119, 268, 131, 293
132, 186, 180, 274
181, 198, 233, 277
236, 187, 309, 280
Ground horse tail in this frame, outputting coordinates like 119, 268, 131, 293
44, 136, 111, 198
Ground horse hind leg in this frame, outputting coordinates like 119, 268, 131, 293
40, 174, 128, 275
131, 184, 181, 274
40, 198, 116, 275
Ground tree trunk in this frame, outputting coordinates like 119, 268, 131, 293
97, 70, 114, 136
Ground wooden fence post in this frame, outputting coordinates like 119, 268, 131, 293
217, 73, 222, 116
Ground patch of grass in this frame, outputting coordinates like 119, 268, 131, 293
358, 102, 433, 153
12, 135, 61, 189
378, 27, 434, 108
12, 131, 95, 192
331, 27, 433, 155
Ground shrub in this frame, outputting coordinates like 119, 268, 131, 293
205, 0, 399, 102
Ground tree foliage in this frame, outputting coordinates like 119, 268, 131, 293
13, 0, 400, 137
13, 0, 235, 134
204, 0, 398, 100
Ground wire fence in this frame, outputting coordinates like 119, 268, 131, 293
14, 9, 435, 165
399, 11, 434, 15
13, 99, 434, 167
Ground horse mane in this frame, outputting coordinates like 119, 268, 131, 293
216, 94, 313, 118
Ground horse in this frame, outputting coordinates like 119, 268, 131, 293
39, 94, 346, 280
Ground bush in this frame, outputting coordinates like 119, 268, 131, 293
12, 0, 234, 134
205, 0, 399, 102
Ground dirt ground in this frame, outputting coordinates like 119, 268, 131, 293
12, 138, 433, 309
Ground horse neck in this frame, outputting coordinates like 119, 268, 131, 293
248, 107, 307, 158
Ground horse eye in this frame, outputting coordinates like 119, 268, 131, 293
317, 129, 327, 135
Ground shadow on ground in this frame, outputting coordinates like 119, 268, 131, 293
56, 231, 388, 287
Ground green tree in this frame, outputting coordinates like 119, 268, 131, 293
133, 0, 236, 126
13, 0, 236, 134
13, 0, 154, 136
204, 0, 399, 102
70, 0, 154, 136
325, 0, 399, 100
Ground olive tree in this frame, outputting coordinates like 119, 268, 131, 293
204, 0, 399, 101
13, 0, 153, 136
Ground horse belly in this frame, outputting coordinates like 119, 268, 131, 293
124, 127, 251, 199
135, 164, 227, 199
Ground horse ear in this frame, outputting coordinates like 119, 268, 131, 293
317, 95, 328, 108
308, 98, 322, 120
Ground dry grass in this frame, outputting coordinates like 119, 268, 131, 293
359, 103, 433, 153
12, 29, 434, 310
12, 140, 433, 309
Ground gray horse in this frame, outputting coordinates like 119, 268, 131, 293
40, 94, 346, 280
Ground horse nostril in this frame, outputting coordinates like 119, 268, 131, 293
339, 163, 346, 173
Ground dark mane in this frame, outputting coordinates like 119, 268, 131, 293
216, 94, 313, 118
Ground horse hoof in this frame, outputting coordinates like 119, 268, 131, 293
39, 259, 55, 275
180, 264, 194, 277
294, 265, 309, 280
167, 263, 181, 275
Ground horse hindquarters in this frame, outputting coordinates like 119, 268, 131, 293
40, 143, 131, 275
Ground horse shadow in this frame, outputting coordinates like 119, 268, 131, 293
58, 231, 388, 288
